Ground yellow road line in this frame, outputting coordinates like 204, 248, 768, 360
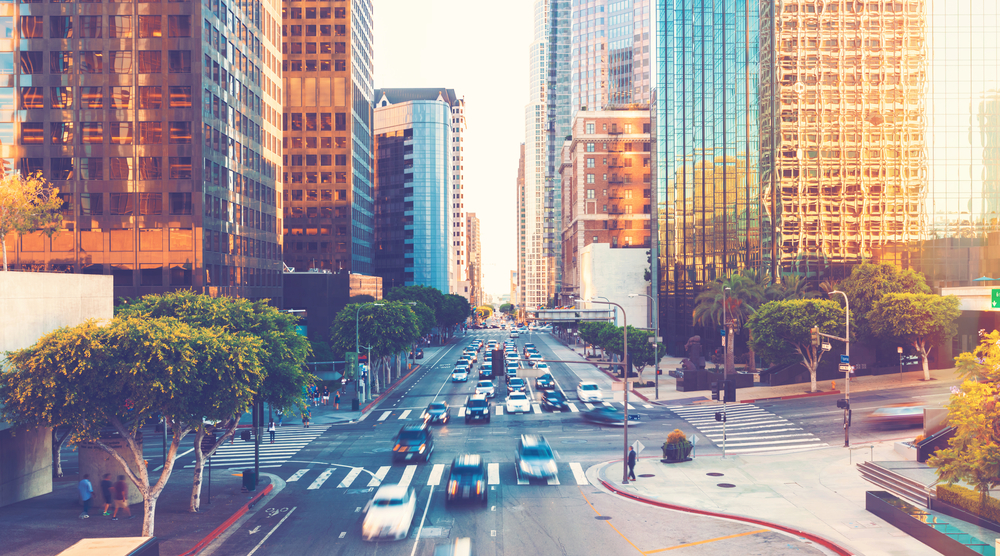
578, 487, 644, 554
643, 529, 770, 554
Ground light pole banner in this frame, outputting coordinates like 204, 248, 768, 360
345, 352, 358, 379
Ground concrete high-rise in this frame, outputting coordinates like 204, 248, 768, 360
281, 0, 374, 275
466, 211, 482, 307
449, 96, 467, 297
4, 0, 284, 303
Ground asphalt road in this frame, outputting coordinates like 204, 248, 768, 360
204, 330, 826, 556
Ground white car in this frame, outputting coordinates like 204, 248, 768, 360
475, 380, 495, 398
577, 381, 604, 403
362, 485, 416, 541
506, 392, 531, 413
452, 368, 469, 382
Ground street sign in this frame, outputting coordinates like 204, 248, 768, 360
839, 363, 852, 372
627, 414, 640, 421
993, 289, 1000, 309
822, 342, 832, 351
631, 440, 645, 454
840, 354, 850, 364
345, 352, 358, 379
611, 382, 625, 391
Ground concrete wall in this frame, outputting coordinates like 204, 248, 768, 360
579, 244, 649, 329
0, 272, 114, 507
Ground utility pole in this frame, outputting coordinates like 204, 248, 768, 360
828, 290, 851, 448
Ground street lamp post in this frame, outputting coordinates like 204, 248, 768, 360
628, 292, 660, 400
724, 287, 732, 379
829, 290, 851, 448
356, 302, 384, 404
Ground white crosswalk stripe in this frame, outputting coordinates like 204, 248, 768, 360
567, 403, 580, 413
458, 407, 467, 417
495, 406, 504, 416
368, 466, 390, 487
427, 464, 446, 486
643, 404, 654, 409
532, 403, 542, 414
398, 410, 411, 420
487, 463, 500, 485
184, 425, 328, 469
398, 465, 417, 488
378, 411, 392, 421
288, 462, 597, 490
624, 403, 635, 410
286, 469, 309, 482
308, 468, 336, 490
569, 462, 588, 485
666, 403, 829, 454
337, 467, 363, 488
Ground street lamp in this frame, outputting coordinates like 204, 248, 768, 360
628, 292, 660, 400
829, 290, 851, 448
356, 302, 384, 403
596, 296, 617, 326
579, 297, 632, 485
724, 287, 732, 379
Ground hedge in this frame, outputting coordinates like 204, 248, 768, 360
937, 483, 1000, 524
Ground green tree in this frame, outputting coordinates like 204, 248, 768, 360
329, 301, 420, 392
955, 330, 1000, 382
868, 293, 961, 381
747, 299, 845, 392
579, 321, 615, 356
928, 379, 1000, 506
440, 294, 472, 330
349, 294, 376, 304
308, 340, 336, 362
499, 303, 515, 315
837, 263, 930, 341
410, 301, 436, 338
0, 317, 265, 536
626, 327, 656, 381
0, 171, 62, 271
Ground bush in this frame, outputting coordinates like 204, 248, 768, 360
937, 483, 1000, 524
666, 429, 687, 444
914, 434, 925, 444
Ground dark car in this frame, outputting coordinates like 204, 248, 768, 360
464, 394, 491, 423
507, 378, 527, 393
541, 390, 569, 412
446, 454, 487, 505
581, 406, 627, 426
515, 434, 557, 479
535, 373, 555, 390
422, 402, 450, 425
392, 423, 434, 462
413, 348, 424, 359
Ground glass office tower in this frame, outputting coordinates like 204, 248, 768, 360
5, 0, 284, 303
653, 0, 760, 354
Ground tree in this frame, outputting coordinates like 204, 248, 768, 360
0, 171, 62, 271
868, 293, 961, 381
499, 303, 515, 315
837, 263, 930, 341
1, 317, 265, 536
747, 299, 845, 392
928, 380, 1000, 506
955, 329, 1000, 382
578, 321, 605, 356
440, 294, 472, 329
349, 294, 376, 304
329, 301, 420, 393
626, 327, 656, 381
410, 301, 436, 338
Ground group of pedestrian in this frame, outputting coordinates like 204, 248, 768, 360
78, 474, 133, 520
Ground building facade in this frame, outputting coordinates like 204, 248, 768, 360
372, 88, 451, 294
3, 0, 284, 303
449, 96, 467, 296
466, 211, 482, 307
280, 0, 374, 276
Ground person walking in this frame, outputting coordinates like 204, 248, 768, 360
627, 447, 637, 481
111, 475, 132, 520
268, 419, 276, 443
78, 474, 93, 519
100, 473, 114, 516
277, 409, 284, 427
334, 389, 341, 410
302, 410, 310, 428
313, 385, 320, 407
321, 387, 330, 406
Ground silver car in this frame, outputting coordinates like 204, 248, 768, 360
475, 380, 495, 398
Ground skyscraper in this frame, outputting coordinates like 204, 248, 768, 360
280, 0, 374, 275
5, 0, 284, 303
466, 211, 482, 307
449, 96, 467, 297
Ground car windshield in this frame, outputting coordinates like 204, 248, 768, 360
547, 392, 564, 400
428, 403, 446, 411
399, 430, 425, 440
510, 393, 527, 400
468, 399, 487, 408
478, 381, 492, 388
522, 446, 552, 458
373, 497, 405, 507
511, 379, 524, 386
581, 384, 598, 391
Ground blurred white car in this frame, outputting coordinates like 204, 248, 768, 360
362, 485, 415, 541
576, 381, 604, 403
506, 392, 531, 413
475, 380, 495, 398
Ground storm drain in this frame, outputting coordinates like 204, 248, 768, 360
717, 483, 736, 488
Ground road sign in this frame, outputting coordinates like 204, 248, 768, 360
993, 289, 1000, 309
611, 382, 625, 391
822, 342, 832, 351
839, 363, 852, 372
631, 440, 645, 454
627, 414, 640, 421
840, 354, 850, 364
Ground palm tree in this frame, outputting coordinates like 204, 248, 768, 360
764, 274, 817, 301
693, 274, 764, 331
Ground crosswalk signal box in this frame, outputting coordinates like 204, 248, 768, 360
715, 412, 726, 422
710, 381, 720, 401
723, 380, 737, 403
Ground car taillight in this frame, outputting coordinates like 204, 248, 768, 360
418, 443, 426, 453
393, 444, 401, 452
476, 480, 482, 495
449, 480, 458, 495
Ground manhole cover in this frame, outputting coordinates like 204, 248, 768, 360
412, 527, 450, 539
639, 474, 655, 478
706, 472, 724, 477
562, 439, 587, 444
717, 483, 736, 488
595, 516, 612, 520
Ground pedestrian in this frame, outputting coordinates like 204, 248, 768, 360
100, 473, 113, 516
322, 386, 330, 405
268, 419, 276, 443
277, 409, 284, 427
111, 475, 132, 520
334, 389, 341, 410
313, 385, 320, 407
78, 474, 93, 519
302, 410, 310, 428
627, 446, 637, 481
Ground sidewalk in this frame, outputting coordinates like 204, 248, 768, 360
594, 441, 940, 556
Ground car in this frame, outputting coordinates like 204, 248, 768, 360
581, 406, 632, 426
535, 373, 555, 390
541, 390, 569, 411
506, 366, 519, 381
422, 402, 451, 424
576, 381, 603, 403
868, 404, 926, 428
456, 357, 470, 369
508, 377, 526, 393
452, 367, 469, 382
510, 332, 519, 338
362, 484, 416, 541
506, 392, 531, 413
528, 353, 542, 367
410, 348, 424, 359
480, 363, 493, 378
464, 394, 491, 423
446, 454, 487, 505
392, 423, 434, 462
463, 351, 477, 364
524, 343, 536, 350
475, 380, 495, 398
515, 434, 557, 479
535, 362, 550, 373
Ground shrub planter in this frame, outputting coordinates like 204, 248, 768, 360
661, 440, 693, 463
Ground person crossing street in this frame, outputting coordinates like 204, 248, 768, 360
627, 446, 637, 481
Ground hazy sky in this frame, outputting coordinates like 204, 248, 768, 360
374, 0, 533, 299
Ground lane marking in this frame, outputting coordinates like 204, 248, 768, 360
643, 529, 769, 554
338, 531, 346, 539
247, 506, 297, 556
516, 467, 528, 485
378, 411, 392, 421
495, 406, 504, 416
458, 407, 467, 417
336, 467, 363, 488
567, 403, 580, 413
625, 403, 635, 410
427, 464, 446, 486
546, 473, 560, 486
569, 462, 588, 485
398, 464, 417, 488
643, 404, 654, 409
532, 403, 542, 414
583, 402, 593, 410
579, 489, 643, 554
603, 402, 614, 408
368, 465, 390, 488
307, 468, 335, 490
286, 469, 309, 482
408, 486, 435, 556
487, 463, 500, 485
399, 409, 412, 420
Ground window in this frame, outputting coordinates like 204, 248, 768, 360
139, 157, 161, 179
19, 158, 43, 175
50, 16, 72, 39
19, 87, 42, 109
139, 51, 161, 73
168, 15, 191, 37
586, 174, 595, 184
335, 59, 346, 71
110, 193, 133, 215
107, 51, 131, 74
110, 87, 131, 109
335, 113, 346, 131
586, 158, 595, 168
51, 158, 74, 180
19, 51, 41, 74
586, 189, 595, 199
109, 157, 131, 180
81, 123, 103, 144
51, 122, 72, 144
139, 86, 161, 108
79, 157, 102, 180
169, 121, 191, 144
80, 16, 101, 38
50, 51, 72, 73
109, 16, 131, 38
169, 157, 192, 179
80, 52, 103, 73
109, 121, 132, 144
20, 123, 43, 144
170, 261, 194, 286
169, 192, 192, 214
335, 42, 345, 53
586, 122, 595, 134
139, 193, 162, 215
19, 17, 42, 39
168, 86, 192, 108
80, 193, 103, 216
586, 143, 595, 152
168, 50, 191, 73
138, 16, 161, 37
81, 87, 103, 108
139, 121, 162, 144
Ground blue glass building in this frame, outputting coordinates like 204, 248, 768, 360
373, 89, 452, 294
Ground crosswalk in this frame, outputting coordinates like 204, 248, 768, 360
367, 400, 655, 421
666, 403, 828, 455
183, 425, 329, 469
286, 461, 591, 489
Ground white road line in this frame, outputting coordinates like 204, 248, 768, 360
458, 407, 467, 417
286, 469, 309, 482
516, 468, 528, 485
569, 462, 588, 485
427, 464, 445, 486
307, 468, 336, 490
582, 402, 593, 410
567, 403, 580, 413
495, 406, 504, 416
546, 473, 561, 486
399, 409, 412, 420
487, 463, 500, 485
398, 464, 417, 488
643, 404, 654, 409
337, 467, 363, 488
356, 412, 371, 422
603, 401, 614, 407
408, 485, 435, 556
378, 411, 392, 422
625, 403, 635, 410
532, 403, 542, 414
368, 466, 390, 487
247, 506, 297, 556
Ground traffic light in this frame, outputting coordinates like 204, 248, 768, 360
710, 381, 720, 401
836, 398, 850, 410
810, 327, 820, 346
722, 380, 737, 403
715, 412, 726, 422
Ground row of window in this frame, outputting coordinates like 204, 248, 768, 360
18, 50, 189, 77
282, 42, 347, 55
285, 189, 348, 202
283, 112, 347, 132
19, 15, 192, 40
20, 156, 192, 180
19, 118, 192, 144
205, 265, 281, 288
17, 86, 192, 111
283, 7, 346, 20
20, 231, 194, 256
286, 226, 350, 236
282, 24, 346, 37
282, 58, 346, 73
204, 229, 279, 260
285, 136, 347, 150
63, 191, 192, 216
282, 153, 348, 167
282, 171, 348, 185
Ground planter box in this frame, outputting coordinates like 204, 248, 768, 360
661, 441, 693, 463
894, 441, 918, 461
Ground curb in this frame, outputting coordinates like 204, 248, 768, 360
361, 363, 423, 414
742, 390, 841, 403
597, 476, 855, 556
178, 483, 274, 556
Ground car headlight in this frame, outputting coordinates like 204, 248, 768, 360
418, 443, 426, 453
546, 461, 557, 473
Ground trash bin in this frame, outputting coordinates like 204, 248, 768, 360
352, 398, 360, 411
242, 469, 257, 492
240, 429, 251, 442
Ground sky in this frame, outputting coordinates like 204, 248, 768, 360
374, 0, 534, 300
